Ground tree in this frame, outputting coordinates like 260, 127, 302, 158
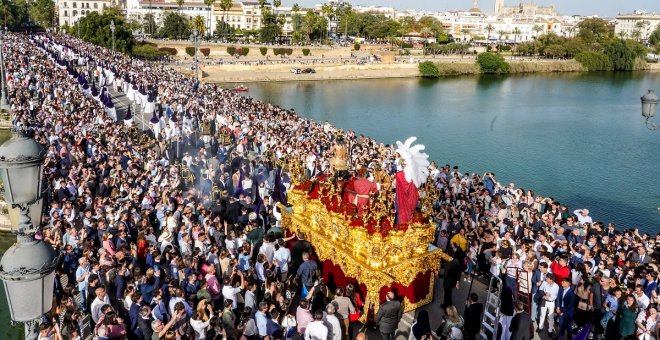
292, 3, 300, 12
158, 12, 190, 39
543, 44, 567, 59
176, 0, 184, 12
577, 18, 612, 43
532, 24, 543, 38
142, 13, 157, 36
512, 27, 521, 43
191, 15, 206, 36
461, 28, 471, 42
419, 61, 440, 78
273, 0, 281, 16
485, 24, 495, 40
497, 30, 506, 44
28, 0, 54, 28
0, 0, 28, 29
650, 24, 660, 46
204, 0, 215, 39
220, 0, 232, 23
77, 12, 134, 53
477, 52, 509, 74
604, 39, 636, 71
259, 7, 281, 43
214, 19, 234, 38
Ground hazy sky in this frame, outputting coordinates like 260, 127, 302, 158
290, 0, 659, 17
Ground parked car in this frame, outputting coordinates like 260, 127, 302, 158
302, 68, 316, 74
290, 67, 301, 74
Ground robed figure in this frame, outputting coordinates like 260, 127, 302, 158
347, 167, 378, 215
394, 137, 429, 225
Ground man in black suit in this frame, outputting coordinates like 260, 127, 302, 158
463, 293, 484, 340
442, 247, 462, 308
375, 291, 402, 340
509, 302, 533, 340
136, 306, 154, 340
556, 278, 577, 340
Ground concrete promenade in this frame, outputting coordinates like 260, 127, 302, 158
364, 272, 554, 340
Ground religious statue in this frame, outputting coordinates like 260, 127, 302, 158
346, 166, 378, 216
329, 136, 349, 178
394, 137, 430, 225
372, 163, 392, 192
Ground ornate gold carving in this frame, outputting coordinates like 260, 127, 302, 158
282, 189, 451, 320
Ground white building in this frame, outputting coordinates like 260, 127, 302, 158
615, 11, 660, 41
56, 0, 118, 27
125, 0, 277, 36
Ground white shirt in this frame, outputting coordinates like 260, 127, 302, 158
190, 313, 213, 340
259, 242, 276, 263
323, 313, 342, 340
635, 292, 650, 310
304, 320, 328, 340
90, 294, 111, 323
222, 285, 242, 309
539, 281, 559, 302
274, 247, 291, 273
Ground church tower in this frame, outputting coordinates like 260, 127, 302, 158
495, 0, 505, 15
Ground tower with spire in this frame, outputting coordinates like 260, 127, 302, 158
494, 0, 505, 15
470, 0, 481, 12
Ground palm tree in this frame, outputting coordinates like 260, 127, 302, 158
273, 0, 281, 15
204, 0, 215, 39
632, 29, 642, 41
192, 15, 206, 36
484, 23, 494, 41
220, 0, 232, 23
496, 29, 506, 44
460, 28, 471, 42
512, 27, 521, 43
617, 31, 627, 39
292, 3, 300, 12
532, 24, 543, 39
176, 0, 184, 13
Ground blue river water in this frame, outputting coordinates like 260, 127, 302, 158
244, 72, 660, 233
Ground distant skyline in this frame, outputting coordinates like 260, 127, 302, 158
290, 0, 659, 17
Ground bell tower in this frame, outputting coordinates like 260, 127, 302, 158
495, 0, 505, 15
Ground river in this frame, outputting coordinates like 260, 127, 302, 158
243, 72, 660, 232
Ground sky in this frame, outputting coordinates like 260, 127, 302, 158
290, 0, 659, 17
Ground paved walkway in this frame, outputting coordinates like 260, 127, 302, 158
350, 272, 557, 340
107, 87, 148, 130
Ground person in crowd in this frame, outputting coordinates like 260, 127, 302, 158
463, 293, 484, 340
375, 291, 402, 340
510, 301, 533, 340
409, 309, 431, 340
438, 305, 464, 339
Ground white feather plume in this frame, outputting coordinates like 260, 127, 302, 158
395, 137, 430, 188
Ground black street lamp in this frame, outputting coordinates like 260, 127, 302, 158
189, 29, 200, 81
0, 28, 8, 112
0, 131, 60, 340
641, 90, 659, 130
110, 20, 116, 52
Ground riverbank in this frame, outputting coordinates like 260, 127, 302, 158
174, 59, 660, 83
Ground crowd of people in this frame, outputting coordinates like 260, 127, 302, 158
3, 30, 659, 340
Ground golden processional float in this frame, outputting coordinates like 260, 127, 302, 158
280, 146, 451, 322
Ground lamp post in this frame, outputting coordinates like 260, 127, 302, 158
110, 20, 116, 53
189, 28, 200, 81
0, 28, 8, 112
641, 90, 659, 130
0, 131, 60, 340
